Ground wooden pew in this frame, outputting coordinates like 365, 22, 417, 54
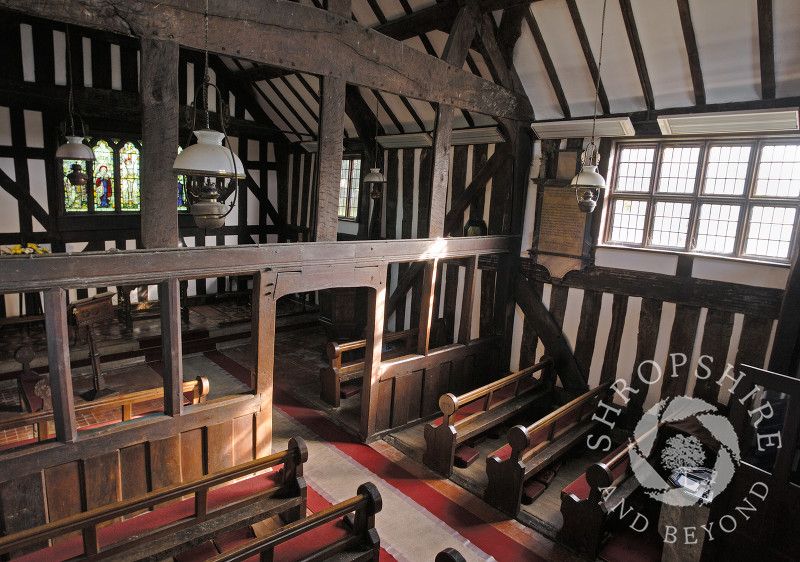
422, 357, 556, 476
207, 482, 382, 562
483, 382, 611, 516
320, 328, 417, 407
0, 437, 308, 561
558, 425, 658, 557
1, 376, 210, 445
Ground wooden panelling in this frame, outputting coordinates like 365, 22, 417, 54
479, 267, 496, 338
391, 370, 423, 427
693, 308, 735, 404
119, 443, 149, 501
548, 285, 569, 330
83, 450, 120, 512
149, 435, 182, 491
375, 379, 394, 433
628, 298, 663, 412
735, 314, 774, 369
44, 461, 83, 542
519, 280, 544, 369
422, 362, 451, 417
660, 305, 702, 399
233, 414, 255, 465
180, 428, 205, 482
599, 294, 629, 386
207, 420, 234, 474
573, 290, 603, 380
0, 473, 47, 556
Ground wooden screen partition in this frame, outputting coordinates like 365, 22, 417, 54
0, 237, 517, 537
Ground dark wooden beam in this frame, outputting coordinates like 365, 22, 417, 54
443, 150, 509, 236
159, 278, 183, 417
228, 64, 290, 82
479, 0, 544, 12
513, 273, 587, 394
0, 0, 533, 122
757, 0, 775, 100
140, 37, 179, 249
676, 0, 705, 106
524, 9, 570, 118
43, 288, 77, 443
315, 76, 347, 241
618, 0, 654, 111
567, 0, 610, 115
375, 2, 460, 41
497, 5, 527, 69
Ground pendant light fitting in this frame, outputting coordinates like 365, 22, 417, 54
571, 0, 608, 213
173, 0, 245, 229
363, 94, 386, 188
56, 25, 95, 178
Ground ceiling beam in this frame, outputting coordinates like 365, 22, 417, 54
524, 9, 570, 119
374, 2, 458, 41
228, 65, 292, 82
676, 0, 706, 106
0, 0, 534, 122
618, 0, 654, 111
566, 0, 610, 115
757, 0, 775, 100
497, 6, 527, 69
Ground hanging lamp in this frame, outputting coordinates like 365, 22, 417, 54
363, 94, 386, 195
571, 0, 608, 213
173, 0, 244, 229
56, 25, 95, 184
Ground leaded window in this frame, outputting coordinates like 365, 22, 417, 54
605, 138, 800, 261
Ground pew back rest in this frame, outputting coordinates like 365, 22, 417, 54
326, 328, 418, 374
438, 356, 555, 435
207, 482, 382, 562
0, 437, 308, 560
506, 382, 612, 466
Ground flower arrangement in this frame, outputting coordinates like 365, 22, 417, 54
2, 243, 51, 255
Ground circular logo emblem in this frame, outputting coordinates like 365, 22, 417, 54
629, 396, 741, 506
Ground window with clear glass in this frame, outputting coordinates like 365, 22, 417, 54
605, 139, 800, 261
338, 156, 361, 220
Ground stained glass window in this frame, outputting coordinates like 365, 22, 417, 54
62, 159, 88, 211
93, 140, 115, 211
119, 142, 140, 211
177, 147, 188, 211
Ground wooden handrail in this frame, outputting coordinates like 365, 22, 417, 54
0, 376, 209, 437
326, 328, 418, 361
509, 382, 611, 454
0, 437, 308, 556
208, 482, 382, 562
439, 357, 554, 417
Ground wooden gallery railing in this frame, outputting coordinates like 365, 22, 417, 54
0, 237, 516, 465
0, 377, 209, 446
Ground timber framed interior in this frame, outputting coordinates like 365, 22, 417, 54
0, 1, 799, 561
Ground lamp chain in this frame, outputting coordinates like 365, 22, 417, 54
203, 0, 210, 129
589, 0, 607, 165
65, 25, 76, 137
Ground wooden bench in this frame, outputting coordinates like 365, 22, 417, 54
558, 424, 658, 557
483, 382, 611, 515
206, 482, 382, 562
0, 437, 308, 561
320, 328, 417, 407
2, 376, 210, 446
422, 357, 556, 477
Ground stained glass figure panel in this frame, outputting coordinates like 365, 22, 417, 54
93, 140, 115, 211
62, 159, 88, 211
119, 142, 140, 211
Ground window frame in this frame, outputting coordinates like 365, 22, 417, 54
603, 136, 800, 263
337, 155, 362, 221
